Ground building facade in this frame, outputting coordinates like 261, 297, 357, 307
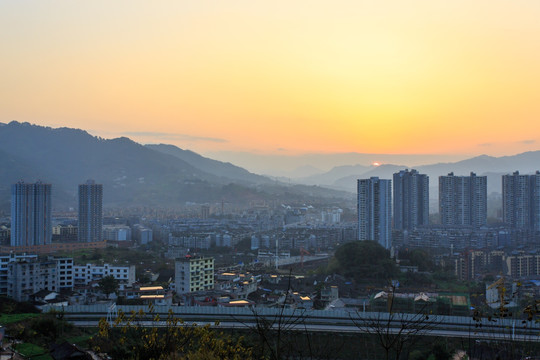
357, 177, 392, 249
73, 263, 136, 290
0, 253, 38, 296
175, 256, 214, 294
11, 181, 52, 247
502, 171, 540, 231
102, 225, 131, 241
439, 172, 487, 228
505, 253, 540, 278
132, 224, 153, 245
78, 180, 103, 243
393, 169, 429, 231
0, 254, 73, 301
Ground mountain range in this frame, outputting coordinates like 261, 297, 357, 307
1, 121, 539, 211
294, 153, 540, 195
0, 122, 350, 210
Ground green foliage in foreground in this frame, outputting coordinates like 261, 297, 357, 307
91, 305, 253, 359
0, 313, 40, 325
5, 311, 95, 357
64, 334, 94, 347
0, 296, 40, 314
14, 343, 52, 359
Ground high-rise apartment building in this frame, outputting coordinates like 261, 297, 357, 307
502, 171, 540, 231
78, 180, 103, 242
357, 177, 392, 249
11, 181, 52, 247
439, 172, 487, 228
393, 169, 429, 231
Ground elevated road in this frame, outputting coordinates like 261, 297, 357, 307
44, 304, 540, 342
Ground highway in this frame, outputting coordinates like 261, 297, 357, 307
45, 304, 540, 342
67, 319, 539, 342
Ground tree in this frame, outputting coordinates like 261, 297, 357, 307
98, 275, 119, 299
399, 248, 435, 272
332, 240, 398, 281
91, 304, 252, 359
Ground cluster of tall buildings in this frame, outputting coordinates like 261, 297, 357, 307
357, 170, 540, 249
357, 169, 432, 249
357, 170, 516, 248
10, 180, 103, 247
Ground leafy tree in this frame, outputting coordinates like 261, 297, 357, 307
332, 240, 398, 281
98, 275, 119, 299
91, 305, 252, 359
399, 249, 435, 272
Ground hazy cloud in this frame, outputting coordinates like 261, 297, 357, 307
519, 139, 536, 144
478, 143, 493, 147
123, 131, 227, 143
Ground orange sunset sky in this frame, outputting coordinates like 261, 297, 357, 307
1, 0, 540, 159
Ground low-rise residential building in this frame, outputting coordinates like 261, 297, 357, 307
132, 224, 153, 245
103, 225, 131, 241
215, 272, 261, 299
8, 259, 55, 301
120, 286, 173, 306
0, 226, 10, 245
56, 257, 74, 290
175, 256, 214, 294
0, 253, 38, 295
0, 254, 73, 301
52, 225, 78, 242
370, 291, 471, 316
320, 286, 339, 303
504, 252, 540, 278
73, 263, 136, 290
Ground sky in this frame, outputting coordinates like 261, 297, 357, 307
1, 1, 540, 171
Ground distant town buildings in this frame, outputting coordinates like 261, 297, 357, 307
132, 224, 153, 245
451, 248, 540, 281
502, 171, 540, 231
102, 225, 131, 241
78, 180, 103, 243
52, 225, 78, 242
393, 169, 429, 231
439, 172, 487, 228
11, 181, 52, 247
200, 204, 210, 219
321, 208, 342, 224
357, 177, 392, 249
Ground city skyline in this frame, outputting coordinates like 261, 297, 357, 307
2, 1, 540, 162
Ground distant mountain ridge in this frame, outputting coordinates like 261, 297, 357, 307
303, 152, 540, 195
0, 122, 351, 210
2, 121, 539, 210
145, 144, 271, 185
